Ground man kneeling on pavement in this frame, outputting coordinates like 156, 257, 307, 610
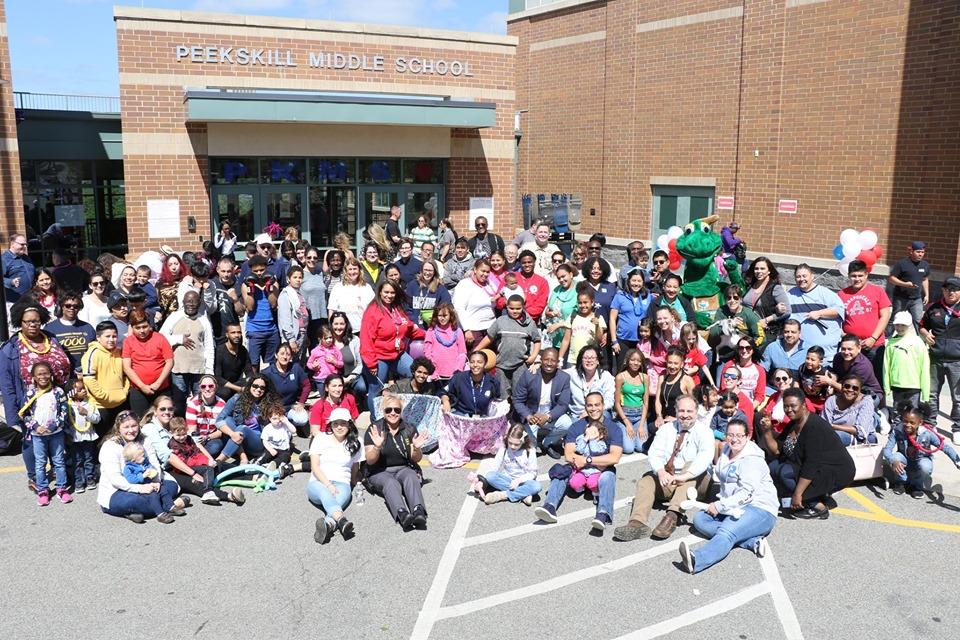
614, 395, 713, 541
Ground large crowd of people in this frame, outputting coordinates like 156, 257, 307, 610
2, 216, 959, 570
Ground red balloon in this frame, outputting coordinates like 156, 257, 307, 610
668, 238, 678, 252
873, 245, 884, 259
858, 249, 877, 268
669, 259, 682, 271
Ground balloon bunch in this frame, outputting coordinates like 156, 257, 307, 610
832, 228, 884, 275
655, 226, 685, 272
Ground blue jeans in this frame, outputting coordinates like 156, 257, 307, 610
201, 437, 225, 458
544, 468, 616, 517
22, 436, 36, 483
247, 330, 280, 368
888, 452, 934, 490
101, 479, 179, 518
481, 471, 541, 502
691, 506, 777, 573
836, 430, 878, 446
306, 477, 353, 525
71, 440, 97, 487
534, 414, 574, 455
769, 459, 797, 497
619, 407, 646, 454
362, 354, 413, 414
34, 431, 67, 491
221, 426, 266, 459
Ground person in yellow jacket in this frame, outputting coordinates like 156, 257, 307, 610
883, 311, 931, 417
81, 320, 130, 436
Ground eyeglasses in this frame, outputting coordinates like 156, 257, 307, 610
587, 246, 602, 252
22, 319, 41, 326
552, 258, 565, 264
330, 421, 350, 428
258, 244, 272, 249
728, 295, 741, 301
251, 384, 267, 391
305, 256, 318, 261
475, 223, 487, 228
842, 384, 861, 391
654, 259, 666, 265
62, 303, 81, 309
383, 407, 402, 415
199, 384, 216, 390
726, 433, 747, 440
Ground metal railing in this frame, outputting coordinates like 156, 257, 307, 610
13, 92, 120, 113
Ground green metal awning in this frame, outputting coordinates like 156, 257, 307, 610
185, 91, 496, 128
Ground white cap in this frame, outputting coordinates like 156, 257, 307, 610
328, 408, 353, 424
892, 311, 914, 326
254, 233, 274, 246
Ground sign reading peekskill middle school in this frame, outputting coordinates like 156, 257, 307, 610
174, 45, 475, 77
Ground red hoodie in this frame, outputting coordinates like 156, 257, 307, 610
360, 303, 426, 369
516, 270, 549, 322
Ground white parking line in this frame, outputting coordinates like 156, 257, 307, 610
759, 547, 805, 639
435, 535, 700, 621
411, 497, 478, 640
615, 582, 771, 639
462, 497, 633, 547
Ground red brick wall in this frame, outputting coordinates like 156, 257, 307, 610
0, 0, 24, 237
115, 11, 516, 255
510, 0, 960, 273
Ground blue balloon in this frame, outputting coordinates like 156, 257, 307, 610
832, 244, 844, 261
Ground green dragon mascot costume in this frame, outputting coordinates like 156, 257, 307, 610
674, 214, 745, 328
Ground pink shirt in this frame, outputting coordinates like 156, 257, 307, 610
423, 325, 467, 378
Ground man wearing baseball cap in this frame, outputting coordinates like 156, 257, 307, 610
237, 233, 289, 290
888, 241, 929, 327
920, 276, 960, 444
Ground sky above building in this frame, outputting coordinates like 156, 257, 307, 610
6, 0, 508, 97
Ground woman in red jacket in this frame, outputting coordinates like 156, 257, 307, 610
360, 280, 426, 414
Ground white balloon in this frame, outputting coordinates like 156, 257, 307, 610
839, 228, 859, 246
859, 230, 878, 251
838, 261, 850, 277
657, 234, 670, 251
133, 250, 164, 280
841, 240, 862, 259
667, 226, 683, 240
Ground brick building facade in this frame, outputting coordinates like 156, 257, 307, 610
508, 0, 960, 275
115, 7, 517, 255
0, 0, 23, 237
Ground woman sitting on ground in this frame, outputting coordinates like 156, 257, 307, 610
97, 410, 188, 524
364, 394, 430, 531
307, 408, 363, 545
441, 351, 501, 416
678, 418, 779, 574
215, 374, 279, 464
261, 343, 310, 436
822, 374, 876, 445
308, 374, 360, 436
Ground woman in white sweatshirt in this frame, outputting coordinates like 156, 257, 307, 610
678, 419, 779, 573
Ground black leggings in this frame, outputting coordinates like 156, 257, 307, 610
259, 449, 292, 466
168, 465, 226, 498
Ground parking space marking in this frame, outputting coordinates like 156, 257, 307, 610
614, 582, 771, 639
434, 534, 701, 622
462, 498, 633, 547
835, 488, 960, 534
759, 546, 805, 640
0, 465, 25, 475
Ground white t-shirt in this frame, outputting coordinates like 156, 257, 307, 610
538, 379, 553, 415
261, 423, 292, 451
309, 433, 363, 484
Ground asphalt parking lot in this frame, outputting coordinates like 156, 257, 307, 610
2, 441, 959, 640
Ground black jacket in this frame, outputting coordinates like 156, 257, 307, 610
467, 233, 505, 258
922, 299, 960, 362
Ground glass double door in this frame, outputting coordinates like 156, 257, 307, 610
212, 186, 309, 253
357, 187, 442, 251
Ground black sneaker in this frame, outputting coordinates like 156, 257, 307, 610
169, 506, 187, 517
397, 509, 415, 531
156, 512, 175, 524
891, 483, 905, 495
591, 512, 612, 532
909, 488, 924, 500
336, 517, 355, 539
279, 463, 294, 479
534, 503, 558, 524
314, 518, 331, 544
178, 496, 192, 508
412, 505, 428, 530
125, 513, 145, 524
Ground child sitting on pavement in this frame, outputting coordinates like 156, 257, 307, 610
568, 420, 609, 493
122, 442, 159, 484
883, 403, 960, 498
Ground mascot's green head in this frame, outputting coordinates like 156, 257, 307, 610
675, 214, 722, 269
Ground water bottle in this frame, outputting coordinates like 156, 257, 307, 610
353, 484, 365, 507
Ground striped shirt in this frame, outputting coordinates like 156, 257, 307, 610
185, 396, 226, 437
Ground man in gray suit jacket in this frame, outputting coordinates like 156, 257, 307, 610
512, 348, 572, 458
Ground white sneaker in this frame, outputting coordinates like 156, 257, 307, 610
678, 540, 695, 574
201, 491, 221, 505
522, 495, 533, 506
952, 432, 960, 446
755, 537, 768, 558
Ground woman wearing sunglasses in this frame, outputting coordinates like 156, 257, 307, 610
364, 394, 430, 531
307, 407, 363, 544
757, 368, 796, 438
79, 269, 113, 327
214, 374, 280, 464
708, 284, 762, 366
97, 410, 189, 524
719, 338, 766, 408
300, 247, 327, 349
185, 375, 227, 457
822, 374, 876, 446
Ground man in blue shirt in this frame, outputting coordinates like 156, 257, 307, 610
760, 319, 806, 385
534, 392, 623, 532
2, 233, 35, 305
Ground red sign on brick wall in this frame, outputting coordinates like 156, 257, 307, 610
778, 199, 798, 214
717, 196, 735, 210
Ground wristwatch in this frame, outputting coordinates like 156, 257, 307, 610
586, 456, 593, 464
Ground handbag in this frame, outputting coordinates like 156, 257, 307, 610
548, 462, 573, 480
